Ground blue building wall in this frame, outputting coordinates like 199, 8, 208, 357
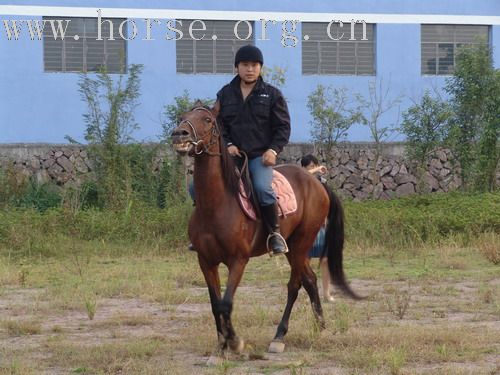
1, 0, 499, 143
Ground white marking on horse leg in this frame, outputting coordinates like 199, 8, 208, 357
268, 340, 286, 353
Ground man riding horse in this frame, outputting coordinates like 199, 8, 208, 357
172, 46, 361, 354
216, 44, 291, 255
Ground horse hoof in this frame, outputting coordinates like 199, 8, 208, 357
228, 336, 245, 353
268, 340, 285, 353
206, 354, 224, 366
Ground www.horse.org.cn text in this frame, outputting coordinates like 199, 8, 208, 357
2, 9, 369, 48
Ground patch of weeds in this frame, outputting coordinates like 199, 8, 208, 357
438, 257, 469, 270
0, 359, 34, 375
385, 346, 406, 375
289, 361, 307, 375
333, 301, 351, 334
210, 359, 239, 375
436, 343, 450, 360
94, 314, 153, 329
337, 346, 381, 371
155, 286, 191, 305
384, 285, 411, 319
478, 284, 495, 305
72, 367, 90, 374
51, 325, 64, 333
477, 231, 500, 265
17, 259, 31, 287
431, 309, 447, 318
1, 319, 41, 336
83, 293, 97, 320
46, 337, 163, 372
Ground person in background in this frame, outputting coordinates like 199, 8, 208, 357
301, 154, 334, 302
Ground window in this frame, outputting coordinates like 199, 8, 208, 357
302, 22, 375, 75
176, 20, 253, 74
43, 16, 127, 73
421, 24, 489, 75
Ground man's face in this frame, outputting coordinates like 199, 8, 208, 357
237, 61, 262, 84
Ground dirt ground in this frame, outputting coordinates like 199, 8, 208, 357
1, 276, 499, 374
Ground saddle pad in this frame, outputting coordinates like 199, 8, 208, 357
238, 169, 297, 221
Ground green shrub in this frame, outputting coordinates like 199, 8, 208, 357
344, 191, 500, 249
16, 178, 62, 212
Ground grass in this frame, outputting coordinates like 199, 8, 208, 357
1, 319, 41, 336
0, 246, 498, 373
0, 192, 498, 373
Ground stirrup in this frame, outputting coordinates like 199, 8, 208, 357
266, 232, 289, 257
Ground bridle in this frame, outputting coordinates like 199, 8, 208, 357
178, 107, 221, 156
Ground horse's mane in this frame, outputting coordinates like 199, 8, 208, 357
217, 124, 240, 197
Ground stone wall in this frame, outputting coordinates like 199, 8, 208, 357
280, 143, 463, 200
0, 144, 91, 188
0, 143, 496, 200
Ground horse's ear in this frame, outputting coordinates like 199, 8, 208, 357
193, 99, 203, 107
212, 101, 220, 117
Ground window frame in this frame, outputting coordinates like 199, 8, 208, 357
421, 24, 490, 76
301, 21, 376, 76
43, 16, 127, 74
175, 19, 255, 75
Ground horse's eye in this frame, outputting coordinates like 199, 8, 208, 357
204, 117, 211, 123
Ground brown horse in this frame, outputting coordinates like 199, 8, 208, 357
171, 106, 360, 354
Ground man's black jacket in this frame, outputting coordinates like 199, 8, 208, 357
216, 75, 291, 159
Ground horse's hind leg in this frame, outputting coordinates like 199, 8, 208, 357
269, 264, 302, 353
302, 262, 325, 329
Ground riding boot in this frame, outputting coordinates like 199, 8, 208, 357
260, 203, 289, 256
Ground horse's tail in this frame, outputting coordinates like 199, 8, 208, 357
323, 184, 363, 300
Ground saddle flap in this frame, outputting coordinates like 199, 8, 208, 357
238, 169, 297, 221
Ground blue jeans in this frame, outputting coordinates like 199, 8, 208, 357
188, 156, 276, 206
248, 156, 276, 206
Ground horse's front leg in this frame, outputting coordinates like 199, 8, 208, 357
219, 257, 248, 353
198, 259, 226, 350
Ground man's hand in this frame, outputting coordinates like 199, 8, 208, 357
228, 145, 241, 157
309, 165, 327, 175
262, 149, 277, 166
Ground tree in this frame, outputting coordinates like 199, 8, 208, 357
261, 65, 287, 89
445, 41, 500, 191
356, 78, 403, 155
79, 65, 143, 146
76, 65, 171, 208
400, 91, 452, 189
400, 91, 452, 167
307, 85, 362, 161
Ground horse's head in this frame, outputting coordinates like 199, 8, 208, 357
171, 103, 220, 156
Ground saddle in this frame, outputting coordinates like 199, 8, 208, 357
238, 168, 297, 221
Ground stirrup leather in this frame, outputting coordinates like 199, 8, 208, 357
266, 232, 289, 256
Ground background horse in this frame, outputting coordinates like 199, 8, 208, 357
171, 106, 360, 354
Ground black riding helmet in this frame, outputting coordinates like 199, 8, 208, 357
234, 45, 264, 67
